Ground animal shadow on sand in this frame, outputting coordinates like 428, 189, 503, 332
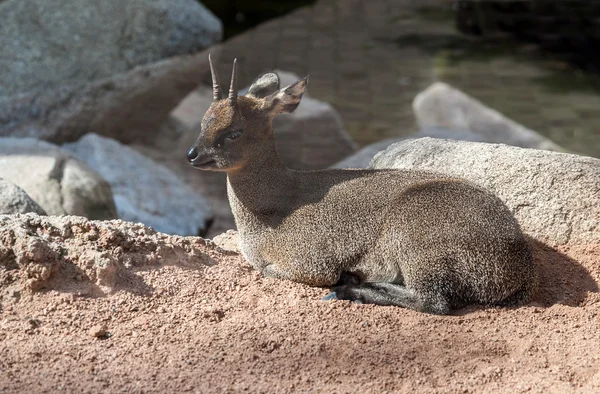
527, 236, 598, 307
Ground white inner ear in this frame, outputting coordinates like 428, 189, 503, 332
247, 73, 280, 98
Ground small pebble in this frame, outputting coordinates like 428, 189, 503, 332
89, 324, 108, 338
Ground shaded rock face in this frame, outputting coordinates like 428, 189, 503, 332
371, 138, 600, 246
413, 82, 562, 151
64, 134, 213, 236
0, 50, 217, 145
0, 0, 221, 97
0, 214, 216, 298
0, 179, 46, 215
0, 138, 117, 220
0, 0, 222, 144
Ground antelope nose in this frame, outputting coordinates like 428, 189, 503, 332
187, 146, 199, 163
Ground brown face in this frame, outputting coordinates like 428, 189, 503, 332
186, 56, 308, 172
186, 98, 261, 172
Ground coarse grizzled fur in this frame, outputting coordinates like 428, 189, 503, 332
187, 57, 537, 315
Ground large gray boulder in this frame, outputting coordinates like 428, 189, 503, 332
173, 70, 357, 170
0, 179, 46, 215
0, 0, 221, 97
370, 138, 600, 246
413, 82, 562, 151
0, 138, 117, 219
0, 0, 222, 144
64, 134, 213, 236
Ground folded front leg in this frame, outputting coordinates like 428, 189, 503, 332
329, 282, 451, 315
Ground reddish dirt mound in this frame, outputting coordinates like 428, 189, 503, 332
1, 214, 599, 393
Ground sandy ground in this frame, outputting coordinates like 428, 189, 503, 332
0, 217, 599, 393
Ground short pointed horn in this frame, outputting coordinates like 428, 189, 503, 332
228, 58, 238, 105
209, 54, 222, 101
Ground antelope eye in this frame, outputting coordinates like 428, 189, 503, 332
216, 129, 243, 148
225, 130, 243, 141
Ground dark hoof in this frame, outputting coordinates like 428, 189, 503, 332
321, 292, 338, 301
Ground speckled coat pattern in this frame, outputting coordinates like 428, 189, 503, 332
189, 63, 536, 314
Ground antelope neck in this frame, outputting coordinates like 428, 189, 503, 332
226, 136, 296, 214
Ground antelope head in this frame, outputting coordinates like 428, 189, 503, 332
186, 55, 308, 172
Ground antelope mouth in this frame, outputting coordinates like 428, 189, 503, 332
190, 158, 217, 169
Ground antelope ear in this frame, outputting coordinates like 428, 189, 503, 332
264, 76, 308, 114
247, 72, 280, 99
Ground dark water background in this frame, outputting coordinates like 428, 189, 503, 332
204, 0, 600, 157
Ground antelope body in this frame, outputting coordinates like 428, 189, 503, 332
187, 57, 536, 314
